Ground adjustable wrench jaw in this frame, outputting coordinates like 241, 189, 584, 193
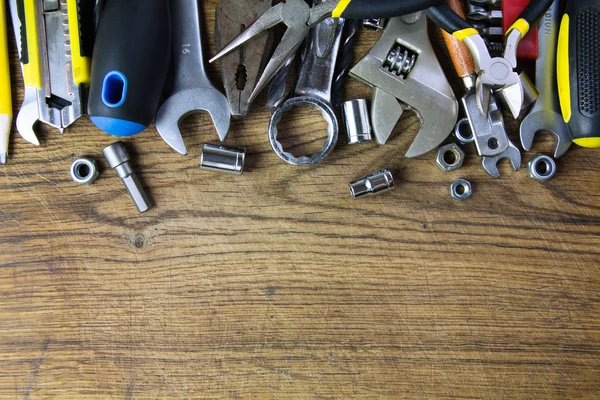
350, 13, 458, 157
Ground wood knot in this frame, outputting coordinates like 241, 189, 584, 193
131, 233, 147, 249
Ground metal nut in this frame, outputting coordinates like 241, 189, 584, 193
450, 179, 472, 200
454, 118, 474, 144
527, 154, 556, 182
436, 143, 465, 172
70, 158, 98, 185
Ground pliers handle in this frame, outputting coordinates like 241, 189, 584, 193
332, 0, 443, 19
427, 0, 552, 40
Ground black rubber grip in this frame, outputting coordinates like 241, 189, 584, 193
88, 0, 171, 134
518, 0, 554, 26
425, 3, 471, 34
565, 0, 600, 140
340, 0, 444, 19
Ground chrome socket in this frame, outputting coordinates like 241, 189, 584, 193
349, 169, 395, 199
342, 99, 373, 144
200, 144, 246, 175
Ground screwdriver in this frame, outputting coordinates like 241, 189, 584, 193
0, 0, 12, 163
557, 0, 600, 148
88, 0, 171, 136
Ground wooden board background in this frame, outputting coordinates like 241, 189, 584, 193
1, 2, 599, 398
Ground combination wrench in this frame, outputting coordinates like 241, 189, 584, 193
268, 0, 344, 166
520, 0, 571, 158
156, 0, 231, 155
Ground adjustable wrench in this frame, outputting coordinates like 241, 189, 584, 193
350, 13, 458, 157
520, 0, 571, 158
156, 0, 231, 155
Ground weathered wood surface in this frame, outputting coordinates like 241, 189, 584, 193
0, 2, 599, 398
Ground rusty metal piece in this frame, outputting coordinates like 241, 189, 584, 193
215, 0, 273, 117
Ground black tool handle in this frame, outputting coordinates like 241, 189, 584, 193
88, 0, 171, 136
338, 0, 443, 19
558, 0, 600, 146
426, 3, 471, 34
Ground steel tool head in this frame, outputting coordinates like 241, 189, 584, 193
155, 89, 231, 155
481, 141, 521, 178
520, 110, 572, 158
350, 13, 458, 157
210, 0, 335, 102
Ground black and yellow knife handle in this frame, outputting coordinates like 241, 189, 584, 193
332, 0, 443, 19
16, 0, 41, 89
557, 0, 600, 148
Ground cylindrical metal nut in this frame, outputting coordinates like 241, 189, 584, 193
200, 144, 246, 175
349, 169, 394, 199
342, 99, 372, 144
70, 158, 98, 185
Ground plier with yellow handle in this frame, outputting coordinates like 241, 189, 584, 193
210, 0, 444, 102
426, 0, 554, 119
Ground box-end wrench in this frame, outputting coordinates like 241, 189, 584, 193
156, 0, 231, 155
349, 13, 458, 157
520, 0, 571, 158
268, 0, 344, 166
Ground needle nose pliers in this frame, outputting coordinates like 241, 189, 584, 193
209, 0, 444, 102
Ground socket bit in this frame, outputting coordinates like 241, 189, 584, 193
342, 99, 373, 144
102, 141, 152, 213
470, 0, 502, 7
468, 9, 503, 25
472, 23, 504, 37
200, 144, 245, 175
349, 169, 395, 199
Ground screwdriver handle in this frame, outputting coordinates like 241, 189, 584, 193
440, 0, 476, 80
557, 0, 600, 148
88, 0, 171, 136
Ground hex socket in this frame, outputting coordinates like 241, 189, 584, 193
349, 169, 395, 199
102, 141, 152, 213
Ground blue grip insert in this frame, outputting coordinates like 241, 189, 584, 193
101, 71, 128, 108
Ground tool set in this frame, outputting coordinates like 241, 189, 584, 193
1, 0, 598, 210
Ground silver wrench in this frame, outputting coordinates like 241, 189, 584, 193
156, 0, 231, 155
268, 1, 344, 166
480, 95, 521, 178
519, 0, 571, 158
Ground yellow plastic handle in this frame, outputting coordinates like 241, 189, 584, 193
21, 0, 42, 89
0, 0, 13, 116
67, 0, 90, 85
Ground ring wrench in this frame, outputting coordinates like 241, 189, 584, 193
520, 0, 571, 158
156, 0, 231, 155
268, 1, 344, 166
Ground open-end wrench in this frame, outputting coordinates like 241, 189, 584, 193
481, 96, 521, 178
350, 13, 458, 157
519, 0, 571, 158
156, 0, 231, 155
268, 0, 344, 166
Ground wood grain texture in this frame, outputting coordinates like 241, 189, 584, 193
1, 2, 599, 398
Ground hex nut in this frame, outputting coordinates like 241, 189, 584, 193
70, 158, 98, 185
454, 118, 474, 144
450, 179, 472, 200
527, 154, 556, 182
436, 143, 465, 172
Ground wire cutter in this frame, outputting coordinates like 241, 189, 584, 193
209, 0, 443, 102
426, 0, 553, 119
